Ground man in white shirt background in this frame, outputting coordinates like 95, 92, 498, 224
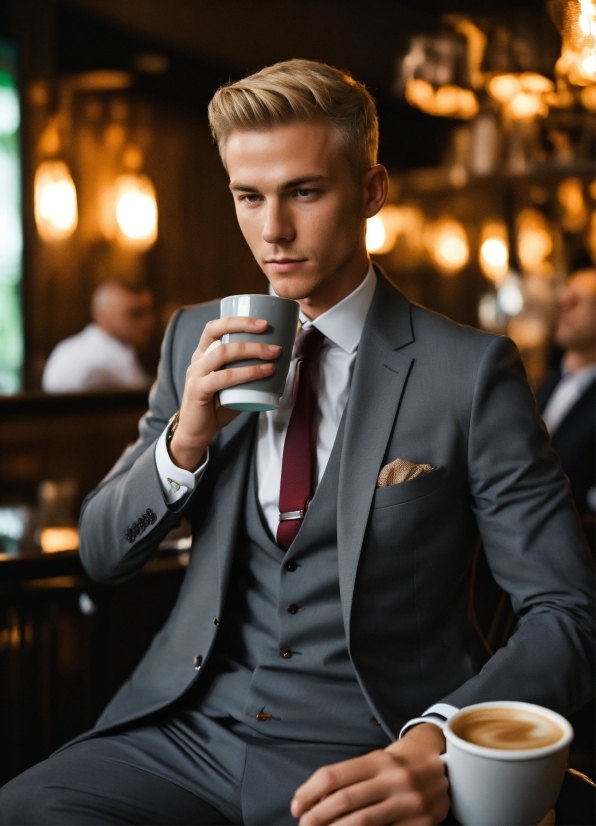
536, 267, 596, 540
42, 281, 155, 393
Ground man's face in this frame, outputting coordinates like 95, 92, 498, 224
555, 269, 596, 354
225, 121, 384, 314
97, 289, 155, 350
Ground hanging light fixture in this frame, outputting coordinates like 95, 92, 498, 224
113, 172, 158, 248
101, 145, 158, 249
550, 0, 596, 86
487, 72, 553, 119
34, 160, 78, 241
396, 26, 480, 120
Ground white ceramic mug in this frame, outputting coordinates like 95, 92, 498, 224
439, 701, 573, 826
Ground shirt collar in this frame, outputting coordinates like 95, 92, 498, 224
298, 262, 377, 354
561, 357, 596, 387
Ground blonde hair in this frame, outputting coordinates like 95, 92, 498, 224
208, 59, 379, 177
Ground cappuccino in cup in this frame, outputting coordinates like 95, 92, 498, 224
451, 706, 565, 751
439, 701, 573, 826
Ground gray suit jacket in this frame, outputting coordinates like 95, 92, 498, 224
77, 273, 594, 741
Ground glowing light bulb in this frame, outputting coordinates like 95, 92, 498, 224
366, 215, 387, 253
479, 223, 509, 283
481, 238, 508, 267
34, 161, 78, 240
114, 173, 158, 248
487, 73, 521, 103
428, 219, 469, 275
507, 92, 548, 120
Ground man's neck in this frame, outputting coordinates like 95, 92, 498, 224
564, 348, 596, 373
298, 256, 370, 320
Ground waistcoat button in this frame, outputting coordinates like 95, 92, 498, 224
370, 717, 381, 726
280, 647, 292, 659
213, 618, 219, 626
256, 711, 272, 721
287, 604, 300, 614
193, 655, 203, 670
284, 560, 297, 572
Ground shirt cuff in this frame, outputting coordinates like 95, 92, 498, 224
155, 423, 209, 505
399, 703, 459, 738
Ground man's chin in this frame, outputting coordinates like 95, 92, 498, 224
265, 271, 317, 302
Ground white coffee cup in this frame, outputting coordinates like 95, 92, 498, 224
439, 701, 573, 826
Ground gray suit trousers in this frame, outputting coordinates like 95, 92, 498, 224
0, 708, 373, 825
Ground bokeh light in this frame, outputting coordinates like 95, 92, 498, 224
428, 218, 469, 275
34, 161, 78, 241
479, 222, 509, 283
114, 173, 158, 248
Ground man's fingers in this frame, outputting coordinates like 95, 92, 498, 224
317, 796, 432, 826
296, 777, 386, 826
192, 316, 268, 361
191, 341, 281, 376
292, 752, 385, 818
198, 362, 275, 396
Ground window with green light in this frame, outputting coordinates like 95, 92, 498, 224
0, 40, 23, 394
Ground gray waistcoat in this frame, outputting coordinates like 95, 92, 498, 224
198, 416, 390, 747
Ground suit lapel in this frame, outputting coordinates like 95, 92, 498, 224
214, 412, 258, 613
337, 273, 415, 640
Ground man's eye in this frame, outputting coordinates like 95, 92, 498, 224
240, 194, 262, 203
295, 189, 314, 197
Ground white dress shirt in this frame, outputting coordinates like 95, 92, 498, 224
541, 360, 596, 435
42, 324, 150, 393
155, 262, 457, 733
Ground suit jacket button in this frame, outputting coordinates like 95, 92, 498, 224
280, 647, 292, 659
256, 711, 272, 721
213, 618, 220, 626
284, 560, 297, 572
193, 655, 203, 670
370, 717, 381, 727
287, 604, 300, 614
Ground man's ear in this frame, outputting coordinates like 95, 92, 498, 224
362, 165, 388, 219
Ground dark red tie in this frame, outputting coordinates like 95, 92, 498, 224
277, 326, 326, 550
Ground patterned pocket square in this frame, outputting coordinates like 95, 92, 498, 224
377, 457, 433, 487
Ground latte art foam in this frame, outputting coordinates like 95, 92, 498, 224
451, 708, 564, 750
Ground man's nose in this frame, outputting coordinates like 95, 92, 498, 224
262, 201, 294, 245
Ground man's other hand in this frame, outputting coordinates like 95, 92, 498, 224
291, 723, 449, 825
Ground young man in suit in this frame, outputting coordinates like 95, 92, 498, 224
1, 60, 593, 826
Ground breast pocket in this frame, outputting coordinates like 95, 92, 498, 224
372, 465, 445, 509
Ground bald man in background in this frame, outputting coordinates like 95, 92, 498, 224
536, 268, 596, 534
42, 281, 155, 393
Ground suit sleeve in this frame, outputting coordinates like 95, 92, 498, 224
78, 309, 200, 584
441, 336, 595, 715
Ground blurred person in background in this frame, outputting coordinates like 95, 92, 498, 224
536, 267, 596, 542
42, 281, 155, 393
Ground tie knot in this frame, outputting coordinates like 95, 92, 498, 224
294, 326, 325, 362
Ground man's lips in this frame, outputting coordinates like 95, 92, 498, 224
265, 258, 307, 264
265, 258, 308, 272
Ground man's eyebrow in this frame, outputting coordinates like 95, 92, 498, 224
228, 175, 329, 193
